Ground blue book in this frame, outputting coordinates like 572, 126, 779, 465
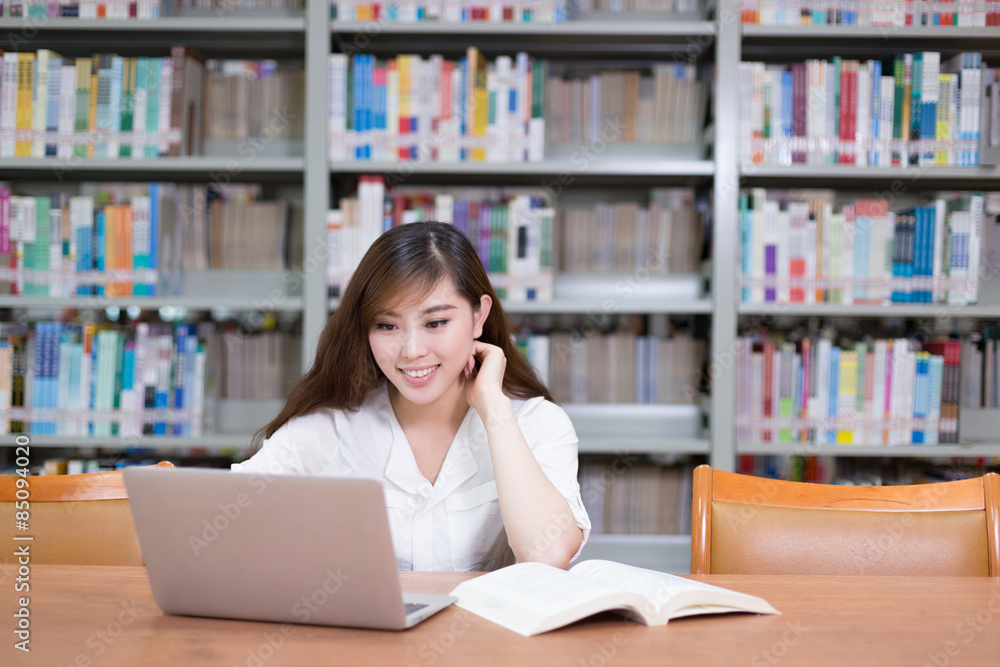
911, 207, 925, 303
923, 205, 937, 303
172, 324, 195, 436
912, 353, 929, 443
458, 57, 467, 161
94, 210, 106, 297
781, 70, 793, 159
76, 209, 93, 296
352, 55, 363, 160
870, 60, 882, 165
909, 54, 923, 165
120, 340, 135, 435
45, 55, 61, 157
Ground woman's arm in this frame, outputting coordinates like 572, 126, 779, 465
465, 341, 585, 569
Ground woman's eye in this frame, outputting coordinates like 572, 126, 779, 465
375, 323, 396, 331
426, 320, 447, 329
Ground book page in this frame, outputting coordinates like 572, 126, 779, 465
457, 562, 620, 615
450, 562, 648, 636
568, 560, 778, 622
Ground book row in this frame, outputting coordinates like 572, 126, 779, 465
329, 176, 555, 301
202, 60, 304, 142
559, 187, 703, 275
739, 189, 1000, 306
544, 63, 708, 146
519, 329, 705, 404
740, 0, 1000, 26
0, 0, 303, 17
328, 49, 545, 163
330, 0, 568, 21
0, 320, 297, 437
960, 328, 1000, 409
740, 52, 990, 168
735, 454, 1000, 485
572, 0, 698, 13
330, 0, 698, 20
174, 0, 303, 11
0, 321, 205, 437
0, 47, 206, 160
736, 334, 965, 446
0, 183, 300, 298
578, 459, 696, 535
2, 0, 161, 17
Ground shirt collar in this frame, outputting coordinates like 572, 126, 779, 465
381, 391, 479, 513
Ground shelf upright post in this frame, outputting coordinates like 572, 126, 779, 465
302, 0, 332, 371
711, 0, 741, 472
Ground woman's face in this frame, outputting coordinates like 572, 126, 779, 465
368, 278, 491, 410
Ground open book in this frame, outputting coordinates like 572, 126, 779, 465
449, 559, 779, 637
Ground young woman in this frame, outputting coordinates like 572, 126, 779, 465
232, 221, 590, 572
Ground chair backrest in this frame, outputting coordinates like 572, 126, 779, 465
691, 464, 1000, 576
1, 461, 175, 566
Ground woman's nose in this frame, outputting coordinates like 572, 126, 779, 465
401, 328, 427, 359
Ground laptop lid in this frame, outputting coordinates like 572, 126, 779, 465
123, 466, 452, 631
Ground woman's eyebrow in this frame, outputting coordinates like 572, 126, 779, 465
379, 304, 457, 317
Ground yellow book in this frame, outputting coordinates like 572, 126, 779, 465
837, 351, 857, 444
935, 73, 950, 166
15, 53, 35, 157
398, 55, 409, 161
466, 46, 485, 161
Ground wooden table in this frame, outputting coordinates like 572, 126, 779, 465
4, 566, 1000, 666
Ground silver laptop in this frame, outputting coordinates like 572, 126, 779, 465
122, 466, 456, 630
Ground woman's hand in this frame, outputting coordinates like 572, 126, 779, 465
463, 340, 508, 416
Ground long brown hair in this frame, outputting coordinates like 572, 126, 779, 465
253, 221, 554, 449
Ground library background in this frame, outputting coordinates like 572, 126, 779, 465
1, 0, 999, 573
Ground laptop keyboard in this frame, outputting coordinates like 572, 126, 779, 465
405, 602, 429, 615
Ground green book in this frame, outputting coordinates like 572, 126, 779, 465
119, 57, 135, 158
144, 57, 160, 158
73, 57, 92, 159
892, 57, 905, 165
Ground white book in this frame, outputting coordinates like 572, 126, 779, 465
1, 53, 18, 158
967, 192, 983, 304
329, 54, 348, 162
132, 59, 148, 160
856, 62, 870, 167
878, 76, 895, 167
108, 56, 124, 158
930, 198, 945, 302
450, 560, 778, 637
58, 63, 76, 159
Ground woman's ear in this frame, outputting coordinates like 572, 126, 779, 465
473, 294, 492, 338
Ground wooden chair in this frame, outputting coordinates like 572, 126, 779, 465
1, 461, 175, 566
691, 464, 1000, 576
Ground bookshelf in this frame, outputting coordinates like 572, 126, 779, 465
726, 1, 1000, 478
4, 0, 1000, 570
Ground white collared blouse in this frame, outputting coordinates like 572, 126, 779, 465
231, 383, 591, 572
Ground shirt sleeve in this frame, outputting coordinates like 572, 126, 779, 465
517, 398, 592, 563
230, 411, 340, 476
